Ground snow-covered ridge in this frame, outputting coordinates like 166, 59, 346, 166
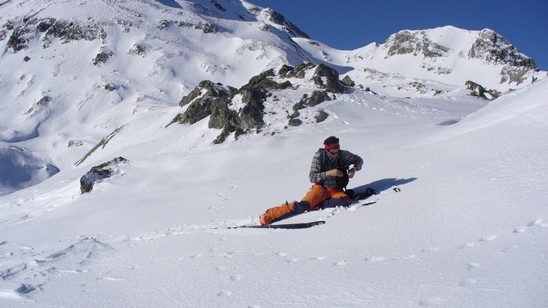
296, 25, 544, 94
0, 0, 545, 194
0, 1, 547, 306
0, 67, 546, 308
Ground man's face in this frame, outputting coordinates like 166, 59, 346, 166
326, 148, 339, 159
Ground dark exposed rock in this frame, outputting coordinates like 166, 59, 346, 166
36, 18, 56, 32
168, 81, 234, 126
7, 26, 30, 52
238, 87, 266, 130
264, 9, 309, 39
312, 64, 345, 93
104, 83, 119, 91
465, 80, 500, 100
386, 30, 449, 58
208, 98, 237, 130
170, 63, 347, 143
287, 118, 302, 127
68, 140, 84, 147
468, 29, 536, 68
179, 80, 232, 107
293, 91, 331, 111
25, 96, 51, 116
289, 91, 331, 127
92, 50, 113, 65
37, 96, 51, 106
279, 63, 315, 79
315, 110, 329, 123
6, 17, 105, 52
43, 19, 105, 47
244, 68, 292, 91
277, 65, 294, 78
80, 157, 128, 194
128, 44, 148, 56
500, 65, 530, 85
341, 75, 355, 86
159, 19, 218, 34
182, 96, 216, 125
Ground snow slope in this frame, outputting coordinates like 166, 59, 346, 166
1, 76, 547, 307
0, 0, 544, 194
0, 0, 547, 306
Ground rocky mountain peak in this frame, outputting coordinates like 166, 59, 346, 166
468, 28, 536, 68
384, 29, 450, 59
261, 8, 309, 39
382, 26, 536, 69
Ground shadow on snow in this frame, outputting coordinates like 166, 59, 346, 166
350, 177, 417, 194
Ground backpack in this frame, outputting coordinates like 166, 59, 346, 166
318, 148, 349, 189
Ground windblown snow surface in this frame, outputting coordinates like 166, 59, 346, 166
0, 0, 546, 306
0, 72, 547, 307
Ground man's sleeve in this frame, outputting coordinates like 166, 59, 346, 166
344, 151, 363, 171
309, 151, 324, 183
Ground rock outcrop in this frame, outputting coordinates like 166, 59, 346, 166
169, 63, 347, 143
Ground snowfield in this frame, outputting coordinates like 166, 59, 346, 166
0, 0, 547, 306
1, 78, 547, 307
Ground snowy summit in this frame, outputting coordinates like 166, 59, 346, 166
0, 0, 546, 307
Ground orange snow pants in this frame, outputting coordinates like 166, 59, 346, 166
262, 184, 351, 223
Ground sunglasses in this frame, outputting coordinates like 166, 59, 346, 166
327, 149, 340, 155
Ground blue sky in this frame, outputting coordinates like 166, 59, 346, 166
251, 0, 547, 70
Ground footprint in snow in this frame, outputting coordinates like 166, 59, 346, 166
419, 297, 444, 307
513, 227, 526, 233
101, 276, 126, 282
480, 235, 497, 242
218, 290, 232, 297
458, 242, 475, 249
334, 259, 348, 266
459, 278, 477, 287
364, 256, 386, 262
514, 218, 547, 233
466, 262, 481, 270
222, 251, 237, 258
527, 218, 544, 227
230, 274, 243, 281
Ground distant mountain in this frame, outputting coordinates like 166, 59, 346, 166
294, 26, 542, 96
0, 0, 545, 195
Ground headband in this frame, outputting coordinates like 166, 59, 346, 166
324, 143, 340, 150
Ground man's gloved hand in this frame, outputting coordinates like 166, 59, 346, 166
326, 169, 344, 177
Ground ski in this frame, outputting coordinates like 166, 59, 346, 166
230, 220, 325, 229
230, 201, 376, 230
228, 191, 377, 230
356, 200, 377, 207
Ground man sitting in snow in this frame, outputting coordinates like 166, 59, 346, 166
259, 136, 363, 225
